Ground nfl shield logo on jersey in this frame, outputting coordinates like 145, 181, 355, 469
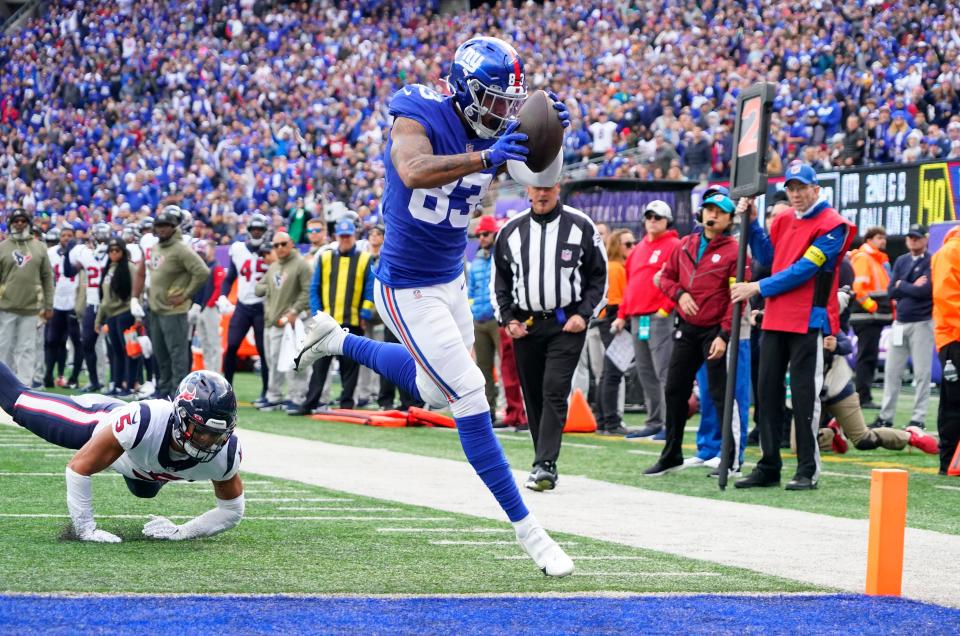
561, 249, 572, 261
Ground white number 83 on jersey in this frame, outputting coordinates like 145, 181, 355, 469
409, 172, 493, 228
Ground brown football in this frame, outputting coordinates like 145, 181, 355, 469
515, 90, 564, 173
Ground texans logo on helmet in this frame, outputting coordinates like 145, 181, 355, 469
12, 251, 31, 268
178, 385, 197, 402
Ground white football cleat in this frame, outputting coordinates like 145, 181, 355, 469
516, 524, 574, 577
294, 311, 348, 371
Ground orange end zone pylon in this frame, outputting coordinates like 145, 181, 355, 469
865, 469, 909, 596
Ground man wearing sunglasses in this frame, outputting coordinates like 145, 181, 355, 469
611, 200, 679, 440
0, 208, 54, 384
254, 231, 312, 412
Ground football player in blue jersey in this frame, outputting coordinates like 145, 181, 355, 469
1, 362, 244, 543
295, 37, 574, 576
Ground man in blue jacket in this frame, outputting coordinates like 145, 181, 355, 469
874, 224, 934, 429
469, 216, 501, 425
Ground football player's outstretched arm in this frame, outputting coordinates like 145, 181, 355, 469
65, 427, 126, 543
391, 117, 487, 189
142, 473, 245, 541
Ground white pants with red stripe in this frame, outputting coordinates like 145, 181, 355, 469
375, 276, 487, 416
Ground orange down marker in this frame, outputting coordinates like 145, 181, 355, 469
865, 469, 909, 596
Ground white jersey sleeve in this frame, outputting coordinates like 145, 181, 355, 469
139, 234, 159, 288
69, 244, 105, 307
229, 241, 267, 305
126, 243, 143, 264
106, 402, 148, 451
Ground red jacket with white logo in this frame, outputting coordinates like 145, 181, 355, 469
618, 230, 680, 318
658, 230, 748, 338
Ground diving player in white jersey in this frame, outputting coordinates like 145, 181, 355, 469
218, 213, 271, 406
3, 362, 244, 542
295, 37, 574, 576
65, 222, 112, 391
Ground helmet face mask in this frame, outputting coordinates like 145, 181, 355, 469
93, 223, 112, 244
247, 214, 269, 247
448, 37, 527, 139
172, 371, 238, 463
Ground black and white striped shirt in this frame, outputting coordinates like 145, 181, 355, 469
492, 203, 608, 325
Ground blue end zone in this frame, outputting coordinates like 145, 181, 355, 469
1, 594, 958, 635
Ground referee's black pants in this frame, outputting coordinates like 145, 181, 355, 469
755, 329, 824, 481
660, 321, 728, 465
513, 318, 586, 468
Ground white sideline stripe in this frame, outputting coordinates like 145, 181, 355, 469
13, 448, 73, 454
242, 489, 313, 495
572, 572, 720, 578
820, 471, 872, 480
0, 443, 50, 447
493, 435, 528, 444
626, 449, 662, 457
245, 497, 352, 503
276, 507, 402, 512
378, 528, 510, 534
935, 485, 960, 492
496, 555, 650, 561
429, 540, 578, 546
236, 428, 960, 608
239, 480, 279, 485
0, 472, 120, 477
0, 513, 453, 522
563, 442, 602, 450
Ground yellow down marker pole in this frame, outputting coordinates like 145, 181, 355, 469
865, 469, 909, 596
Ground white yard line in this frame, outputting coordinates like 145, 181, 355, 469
237, 428, 960, 608
626, 449, 662, 457
429, 540, 578, 546
495, 555, 649, 561
572, 572, 721, 577
820, 471, 872, 480
935, 485, 960, 492
0, 472, 121, 477
378, 528, 511, 534
275, 507, 402, 512
0, 513, 453, 522
245, 497, 353, 503
562, 442, 602, 450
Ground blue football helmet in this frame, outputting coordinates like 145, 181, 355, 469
173, 371, 238, 462
447, 37, 527, 139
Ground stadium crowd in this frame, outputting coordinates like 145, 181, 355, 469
0, 0, 957, 241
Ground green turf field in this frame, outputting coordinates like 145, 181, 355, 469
0, 424, 814, 594
221, 373, 957, 536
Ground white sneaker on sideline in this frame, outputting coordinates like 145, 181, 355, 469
294, 312, 348, 371
136, 381, 155, 399
702, 456, 721, 469
516, 524, 574, 577
682, 456, 705, 468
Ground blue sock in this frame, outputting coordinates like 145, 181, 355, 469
342, 334, 421, 402
456, 412, 528, 522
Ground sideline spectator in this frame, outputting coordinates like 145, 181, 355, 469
932, 225, 960, 475
612, 200, 679, 439
596, 228, 635, 435
190, 240, 226, 373
468, 215, 501, 426
0, 209, 53, 384
732, 164, 855, 491
850, 227, 892, 410
94, 239, 138, 396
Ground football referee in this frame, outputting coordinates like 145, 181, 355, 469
493, 177, 607, 492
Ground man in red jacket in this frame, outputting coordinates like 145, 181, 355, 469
611, 200, 679, 438
643, 193, 747, 475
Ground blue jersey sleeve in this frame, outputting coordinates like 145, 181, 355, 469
388, 85, 445, 138
758, 223, 848, 298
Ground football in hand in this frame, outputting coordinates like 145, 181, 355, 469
515, 90, 564, 173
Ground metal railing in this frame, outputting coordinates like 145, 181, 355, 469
3, 0, 45, 34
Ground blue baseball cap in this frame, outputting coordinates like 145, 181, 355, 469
702, 194, 735, 214
335, 218, 356, 236
784, 163, 818, 186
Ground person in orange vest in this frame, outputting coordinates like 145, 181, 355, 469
731, 163, 856, 490
932, 225, 960, 475
848, 227, 893, 409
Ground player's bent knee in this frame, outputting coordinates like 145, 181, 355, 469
854, 432, 880, 451
415, 376, 448, 410
449, 369, 488, 418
